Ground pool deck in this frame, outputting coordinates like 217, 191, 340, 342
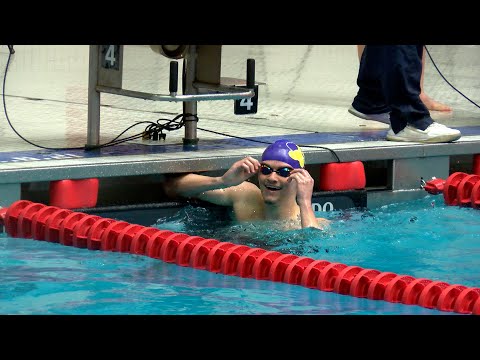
1, 45, 479, 210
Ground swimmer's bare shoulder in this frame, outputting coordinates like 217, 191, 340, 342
230, 181, 264, 221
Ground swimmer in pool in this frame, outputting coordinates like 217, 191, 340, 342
163, 139, 329, 230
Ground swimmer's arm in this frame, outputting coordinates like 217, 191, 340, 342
164, 173, 232, 205
300, 203, 330, 230
165, 173, 225, 197
316, 217, 331, 229
298, 200, 328, 229
164, 156, 260, 206
164, 173, 259, 207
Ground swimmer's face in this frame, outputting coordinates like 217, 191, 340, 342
258, 160, 296, 204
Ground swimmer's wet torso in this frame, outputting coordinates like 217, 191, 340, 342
164, 139, 329, 230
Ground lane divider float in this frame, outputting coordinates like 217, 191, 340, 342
1, 200, 478, 315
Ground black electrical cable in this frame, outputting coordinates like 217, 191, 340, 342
5, 45, 473, 163
0, 46, 346, 163
184, 115, 342, 163
2, 48, 158, 151
425, 45, 480, 110
2, 49, 85, 151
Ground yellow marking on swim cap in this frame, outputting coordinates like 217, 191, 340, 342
287, 144, 305, 168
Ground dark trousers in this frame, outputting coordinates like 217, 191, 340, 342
352, 45, 433, 133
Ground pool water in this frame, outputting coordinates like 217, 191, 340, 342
155, 195, 480, 289
0, 195, 477, 315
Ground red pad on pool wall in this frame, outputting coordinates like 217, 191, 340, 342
49, 178, 99, 209
319, 161, 366, 191
473, 154, 480, 175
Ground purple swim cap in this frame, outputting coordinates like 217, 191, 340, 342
261, 139, 305, 169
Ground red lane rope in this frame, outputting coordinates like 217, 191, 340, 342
1, 200, 479, 315
424, 171, 480, 208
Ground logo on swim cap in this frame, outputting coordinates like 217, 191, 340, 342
261, 139, 305, 169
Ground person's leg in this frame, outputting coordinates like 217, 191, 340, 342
356, 45, 452, 112
357, 45, 365, 61
349, 45, 390, 123
419, 47, 452, 111
376, 45, 460, 143
351, 46, 390, 116
376, 45, 432, 133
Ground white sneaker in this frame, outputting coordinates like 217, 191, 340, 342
386, 122, 461, 143
348, 106, 390, 124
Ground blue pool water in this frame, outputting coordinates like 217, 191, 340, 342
0, 195, 478, 315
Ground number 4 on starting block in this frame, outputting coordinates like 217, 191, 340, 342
234, 85, 259, 115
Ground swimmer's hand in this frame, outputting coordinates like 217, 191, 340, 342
288, 168, 314, 204
288, 168, 330, 230
221, 156, 260, 187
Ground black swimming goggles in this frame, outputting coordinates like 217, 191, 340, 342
260, 164, 293, 178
